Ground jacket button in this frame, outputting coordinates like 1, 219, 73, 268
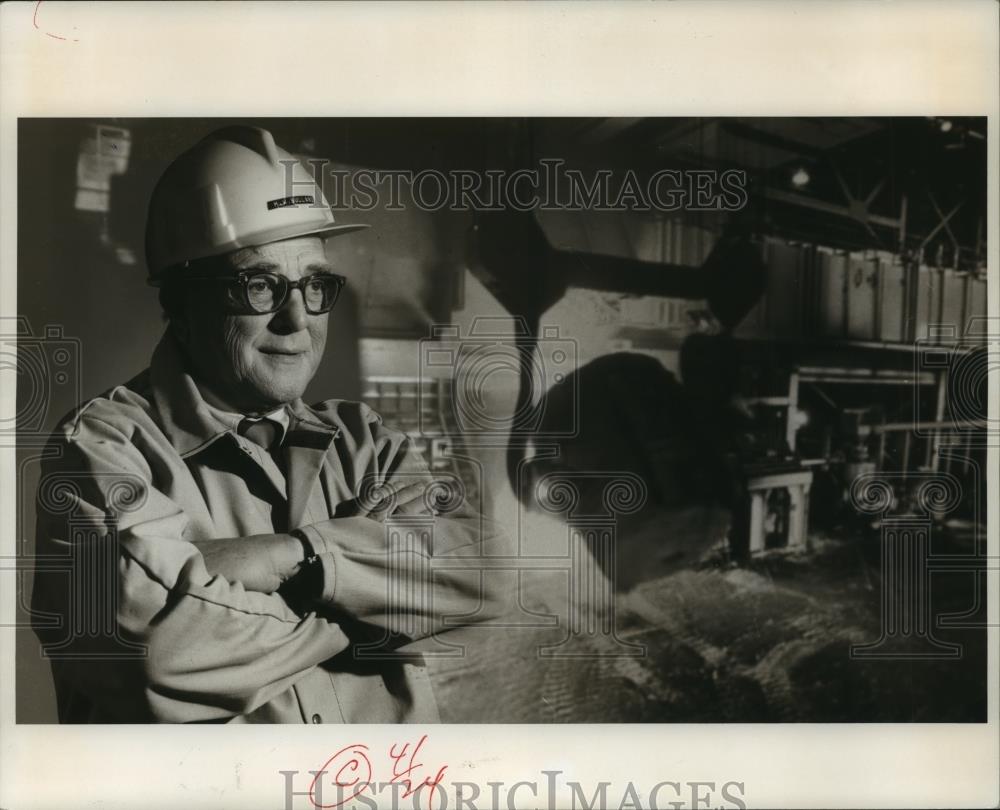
311, 713, 322, 724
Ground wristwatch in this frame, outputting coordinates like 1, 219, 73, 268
290, 528, 320, 566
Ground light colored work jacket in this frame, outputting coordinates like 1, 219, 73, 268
33, 332, 504, 723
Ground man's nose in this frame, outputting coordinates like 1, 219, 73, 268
269, 286, 309, 333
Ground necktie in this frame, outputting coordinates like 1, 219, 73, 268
237, 416, 288, 530
237, 416, 281, 451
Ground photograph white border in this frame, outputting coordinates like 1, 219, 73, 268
1, 2, 997, 808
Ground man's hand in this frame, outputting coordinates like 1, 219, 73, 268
193, 533, 305, 593
355, 479, 435, 521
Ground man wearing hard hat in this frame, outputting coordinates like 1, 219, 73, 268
32, 126, 505, 723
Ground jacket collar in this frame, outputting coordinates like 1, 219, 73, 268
149, 331, 338, 460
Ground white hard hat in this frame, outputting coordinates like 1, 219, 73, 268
144, 126, 366, 283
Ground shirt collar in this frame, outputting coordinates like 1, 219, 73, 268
238, 406, 291, 446
148, 330, 336, 459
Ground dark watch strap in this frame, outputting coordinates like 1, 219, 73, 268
290, 529, 320, 566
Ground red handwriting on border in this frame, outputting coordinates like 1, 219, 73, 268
33, 1, 79, 42
308, 744, 373, 809
309, 736, 448, 810
389, 734, 449, 810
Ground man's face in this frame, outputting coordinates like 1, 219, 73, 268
177, 236, 331, 413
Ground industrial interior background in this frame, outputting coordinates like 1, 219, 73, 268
14, 117, 990, 722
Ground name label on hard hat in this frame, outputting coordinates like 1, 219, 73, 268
266, 195, 315, 210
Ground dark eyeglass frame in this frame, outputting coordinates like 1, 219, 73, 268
184, 270, 347, 315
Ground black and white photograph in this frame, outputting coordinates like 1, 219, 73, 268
1, 3, 997, 809
12, 114, 992, 727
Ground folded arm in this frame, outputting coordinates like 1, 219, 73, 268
297, 418, 510, 641
194, 418, 509, 643
32, 415, 350, 723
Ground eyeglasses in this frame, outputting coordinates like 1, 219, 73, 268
186, 271, 347, 315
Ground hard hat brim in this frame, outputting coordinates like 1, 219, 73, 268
293, 222, 371, 243
240, 220, 371, 249
148, 221, 370, 284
